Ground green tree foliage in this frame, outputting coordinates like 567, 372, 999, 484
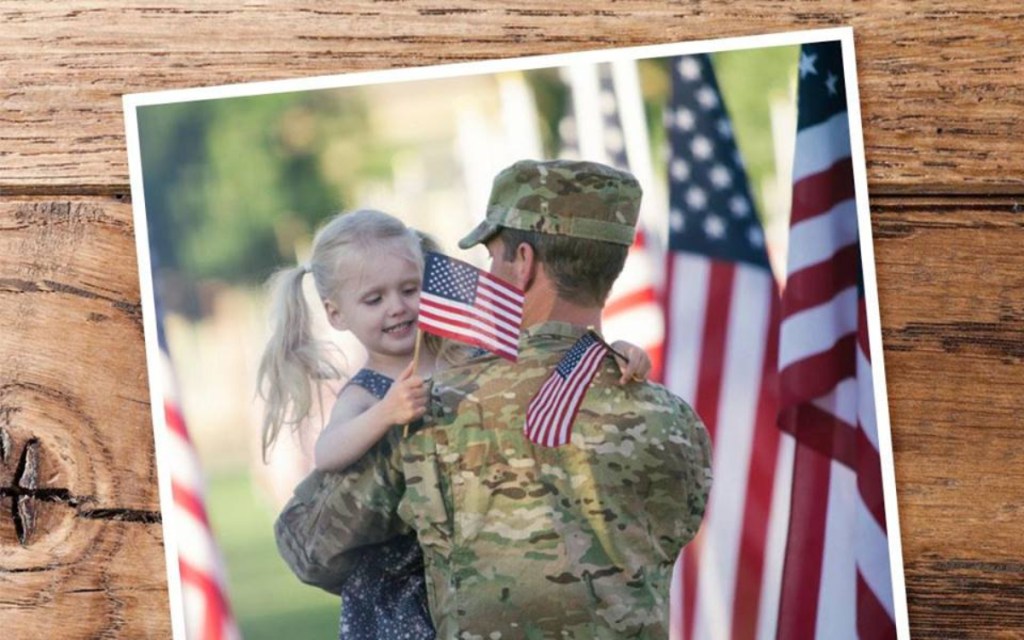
137, 89, 373, 290
712, 45, 800, 224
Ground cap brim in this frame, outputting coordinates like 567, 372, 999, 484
457, 219, 500, 250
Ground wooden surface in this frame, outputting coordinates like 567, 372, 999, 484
1, 2, 1022, 638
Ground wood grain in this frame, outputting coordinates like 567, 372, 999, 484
2, 1, 1024, 194
871, 198, 1024, 637
2, 2, 1022, 637
0, 518, 169, 638
0, 197, 167, 636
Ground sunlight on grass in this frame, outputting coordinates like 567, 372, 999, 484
206, 467, 340, 639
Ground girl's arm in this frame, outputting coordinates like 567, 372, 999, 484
313, 362, 428, 471
609, 340, 653, 385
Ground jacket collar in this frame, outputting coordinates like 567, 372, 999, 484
521, 321, 595, 343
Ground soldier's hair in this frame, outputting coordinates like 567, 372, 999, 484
256, 209, 432, 461
496, 227, 629, 306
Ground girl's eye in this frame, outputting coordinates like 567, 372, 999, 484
403, 286, 420, 295
364, 296, 382, 306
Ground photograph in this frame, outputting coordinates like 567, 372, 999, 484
122, 26, 908, 640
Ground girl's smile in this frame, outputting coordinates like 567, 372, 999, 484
383, 319, 415, 336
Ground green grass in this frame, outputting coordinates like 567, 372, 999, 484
206, 467, 340, 639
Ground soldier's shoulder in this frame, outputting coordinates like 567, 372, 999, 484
592, 368, 693, 411
433, 351, 508, 389
644, 381, 703, 425
589, 373, 705, 432
433, 345, 557, 390
634, 379, 695, 411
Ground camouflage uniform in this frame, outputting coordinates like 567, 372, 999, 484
275, 160, 713, 639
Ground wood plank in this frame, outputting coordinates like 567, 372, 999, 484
0, 518, 171, 638
0, 196, 169, 636
906, 559, 1024, 638
892, 344, 1024, 637
872, 198, 1023, 557
2, 1, 1024, 193
0, 198, 158, 514
871, 197, 1024, 638
873, 197, 1024, 328
1, 194, 1021, 636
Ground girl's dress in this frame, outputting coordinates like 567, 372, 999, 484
337, 369, 435, 640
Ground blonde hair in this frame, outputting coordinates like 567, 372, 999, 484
257, 209, 423, 459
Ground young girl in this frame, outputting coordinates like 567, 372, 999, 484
258, 209, 651, 639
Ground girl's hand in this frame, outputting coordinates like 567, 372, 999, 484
610, 340, 651, 385
382, 361, 428, 424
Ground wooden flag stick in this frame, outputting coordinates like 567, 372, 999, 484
404, 328, 424, 438
411, 326, 423, 371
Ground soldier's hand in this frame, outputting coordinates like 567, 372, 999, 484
610, 340, 651, 385
383, 361, 428, 425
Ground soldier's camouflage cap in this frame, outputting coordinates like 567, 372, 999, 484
458, 159, 642, 249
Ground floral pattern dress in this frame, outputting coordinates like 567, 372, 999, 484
336, 369, 434, 640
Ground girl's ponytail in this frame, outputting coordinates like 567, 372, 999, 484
256, 264, 339, 460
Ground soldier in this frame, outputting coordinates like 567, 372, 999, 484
276, 159, 713, 639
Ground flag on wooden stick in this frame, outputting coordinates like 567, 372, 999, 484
525, 331, 609, 447
417, 251, 524, 362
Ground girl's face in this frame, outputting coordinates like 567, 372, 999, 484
326, 240, 422, 362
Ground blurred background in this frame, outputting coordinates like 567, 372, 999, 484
136, 44, 798, 639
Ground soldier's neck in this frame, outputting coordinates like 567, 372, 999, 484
522, 286, 602, 332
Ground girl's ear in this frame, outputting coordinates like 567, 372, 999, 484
324, 299, 348, 332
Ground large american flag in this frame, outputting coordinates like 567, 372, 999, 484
776, 41, 896, 640
661, 53, 790, 640
158, 309, 239, 640
559, 62, 665, 380
525, 331, 609, 447
418, 251, 524, 361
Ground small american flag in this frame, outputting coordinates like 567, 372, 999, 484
525, 331, 609, 448
418, 252, 524, 361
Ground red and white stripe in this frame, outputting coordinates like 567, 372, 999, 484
419, 271, 524, 361
663, 252, 792, 640
776, 99, 895, 639
603, 228, 665, 381
161, 353, 240, 640
524, 335, 608, 448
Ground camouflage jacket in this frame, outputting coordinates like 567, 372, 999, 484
275, 321, 713, 639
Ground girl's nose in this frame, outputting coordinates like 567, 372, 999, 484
386, 295, 409, 316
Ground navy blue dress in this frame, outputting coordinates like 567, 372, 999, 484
337, 369, 435, 640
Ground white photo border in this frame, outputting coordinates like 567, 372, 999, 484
123, 25, 910, 639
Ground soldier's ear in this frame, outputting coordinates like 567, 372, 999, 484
513, 241, 537, 291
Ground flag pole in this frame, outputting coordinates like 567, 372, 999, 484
567, 62, 606, 163
404, 328, 423, 438
412, 326, 423, 370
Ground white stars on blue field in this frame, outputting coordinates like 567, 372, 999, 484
664, 53, 770, 270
